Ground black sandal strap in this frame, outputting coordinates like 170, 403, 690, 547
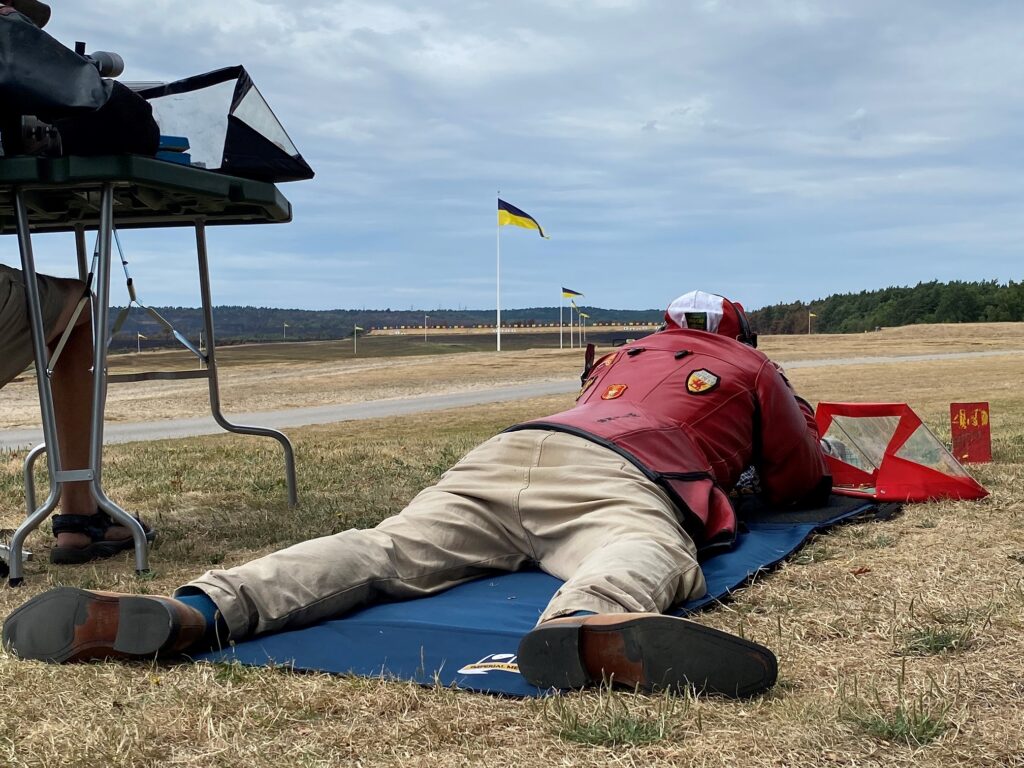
51, 510, 155, 542
51, 511, 115, 542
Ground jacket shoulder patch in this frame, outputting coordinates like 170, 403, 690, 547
686, 369, 720, 394
601, 384, 628, 400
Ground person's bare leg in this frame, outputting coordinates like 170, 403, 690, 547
45, 286, 131, 549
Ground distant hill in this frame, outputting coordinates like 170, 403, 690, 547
107, 280, 1024, 349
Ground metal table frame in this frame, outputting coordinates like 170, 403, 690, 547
1, 156, 299, 584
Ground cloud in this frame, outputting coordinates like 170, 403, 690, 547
22, 1, 1024, 312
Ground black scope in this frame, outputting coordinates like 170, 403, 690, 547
74, 41, 124, 77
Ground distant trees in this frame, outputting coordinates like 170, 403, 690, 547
748, 280, 1024, 334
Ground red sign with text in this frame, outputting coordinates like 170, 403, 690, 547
950, 402, 992, 464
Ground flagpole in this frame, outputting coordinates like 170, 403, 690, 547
559, 293, 563, 350
496, 193, 501, 352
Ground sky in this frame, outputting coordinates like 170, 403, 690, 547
18, 0, 1024, 312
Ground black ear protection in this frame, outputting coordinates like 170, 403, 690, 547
731, 303, 757, 348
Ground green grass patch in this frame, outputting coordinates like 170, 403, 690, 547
897, 626, 971, 656
792, 538, 835, 565
843, 523, 898, 550
543, 685, 690, 746
892, 600, 984, 656
211, 660, 264, 685
838, 664, 954, 747
846, 699, 949, 746
864, 533, 896, 549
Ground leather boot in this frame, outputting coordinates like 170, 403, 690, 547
3, 587, 208, 663
517, 612, 777, 698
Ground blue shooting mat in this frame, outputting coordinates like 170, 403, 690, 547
196, 496, 882, 696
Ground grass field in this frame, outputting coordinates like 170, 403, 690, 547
1, 324, 1022, 767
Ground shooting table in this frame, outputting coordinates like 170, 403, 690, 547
0, 155, 298, 584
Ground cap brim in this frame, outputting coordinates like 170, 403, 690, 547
10, 0, 51, 28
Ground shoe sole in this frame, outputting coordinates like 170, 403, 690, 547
2, 587, 177, 663
517, 615, 778, 698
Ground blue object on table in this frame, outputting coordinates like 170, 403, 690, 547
158, 135, 190, 152
156, 135, 191, 166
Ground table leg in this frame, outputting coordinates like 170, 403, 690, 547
6, 189, 67, 584
22, 443, 47, 514
194, 220, 298, 507
89, 183, 150, 573
74, 225, 88, 281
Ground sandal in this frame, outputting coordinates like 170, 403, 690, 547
50, 510, 156, 565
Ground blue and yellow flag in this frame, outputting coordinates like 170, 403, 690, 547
498, 199, 548, 238
562, 287, 583, 299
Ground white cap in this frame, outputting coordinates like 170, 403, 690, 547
665, 290, 727, 333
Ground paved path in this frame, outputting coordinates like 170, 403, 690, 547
1, 349, 1021, 450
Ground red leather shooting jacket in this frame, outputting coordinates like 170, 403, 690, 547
507, 328, 831, 554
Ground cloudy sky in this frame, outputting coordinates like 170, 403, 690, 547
21, 0, 1024, 312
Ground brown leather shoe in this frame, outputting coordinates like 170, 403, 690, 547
517, 612, 778, 698
2, 587, 207, 663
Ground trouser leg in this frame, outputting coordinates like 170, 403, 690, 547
179, 433, 539, 639
539, 534, 705, 620
512, 432, 707, 623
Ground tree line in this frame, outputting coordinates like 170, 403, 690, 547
748, 280, 1024, 334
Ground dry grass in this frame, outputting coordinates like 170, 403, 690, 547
0, 346, 582, 428
1, 325, 1023, 767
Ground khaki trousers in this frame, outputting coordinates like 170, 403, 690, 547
181, 430, 707, 640
0, 265, 78, 386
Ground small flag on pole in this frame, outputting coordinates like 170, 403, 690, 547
570, 299, 579, 311
498, 199, 548, 238
808, 313, 817, 318
579, 312, 590, 319
354, 326, 364, 331
137, 333, 147, 339
562, 287, 583, 299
